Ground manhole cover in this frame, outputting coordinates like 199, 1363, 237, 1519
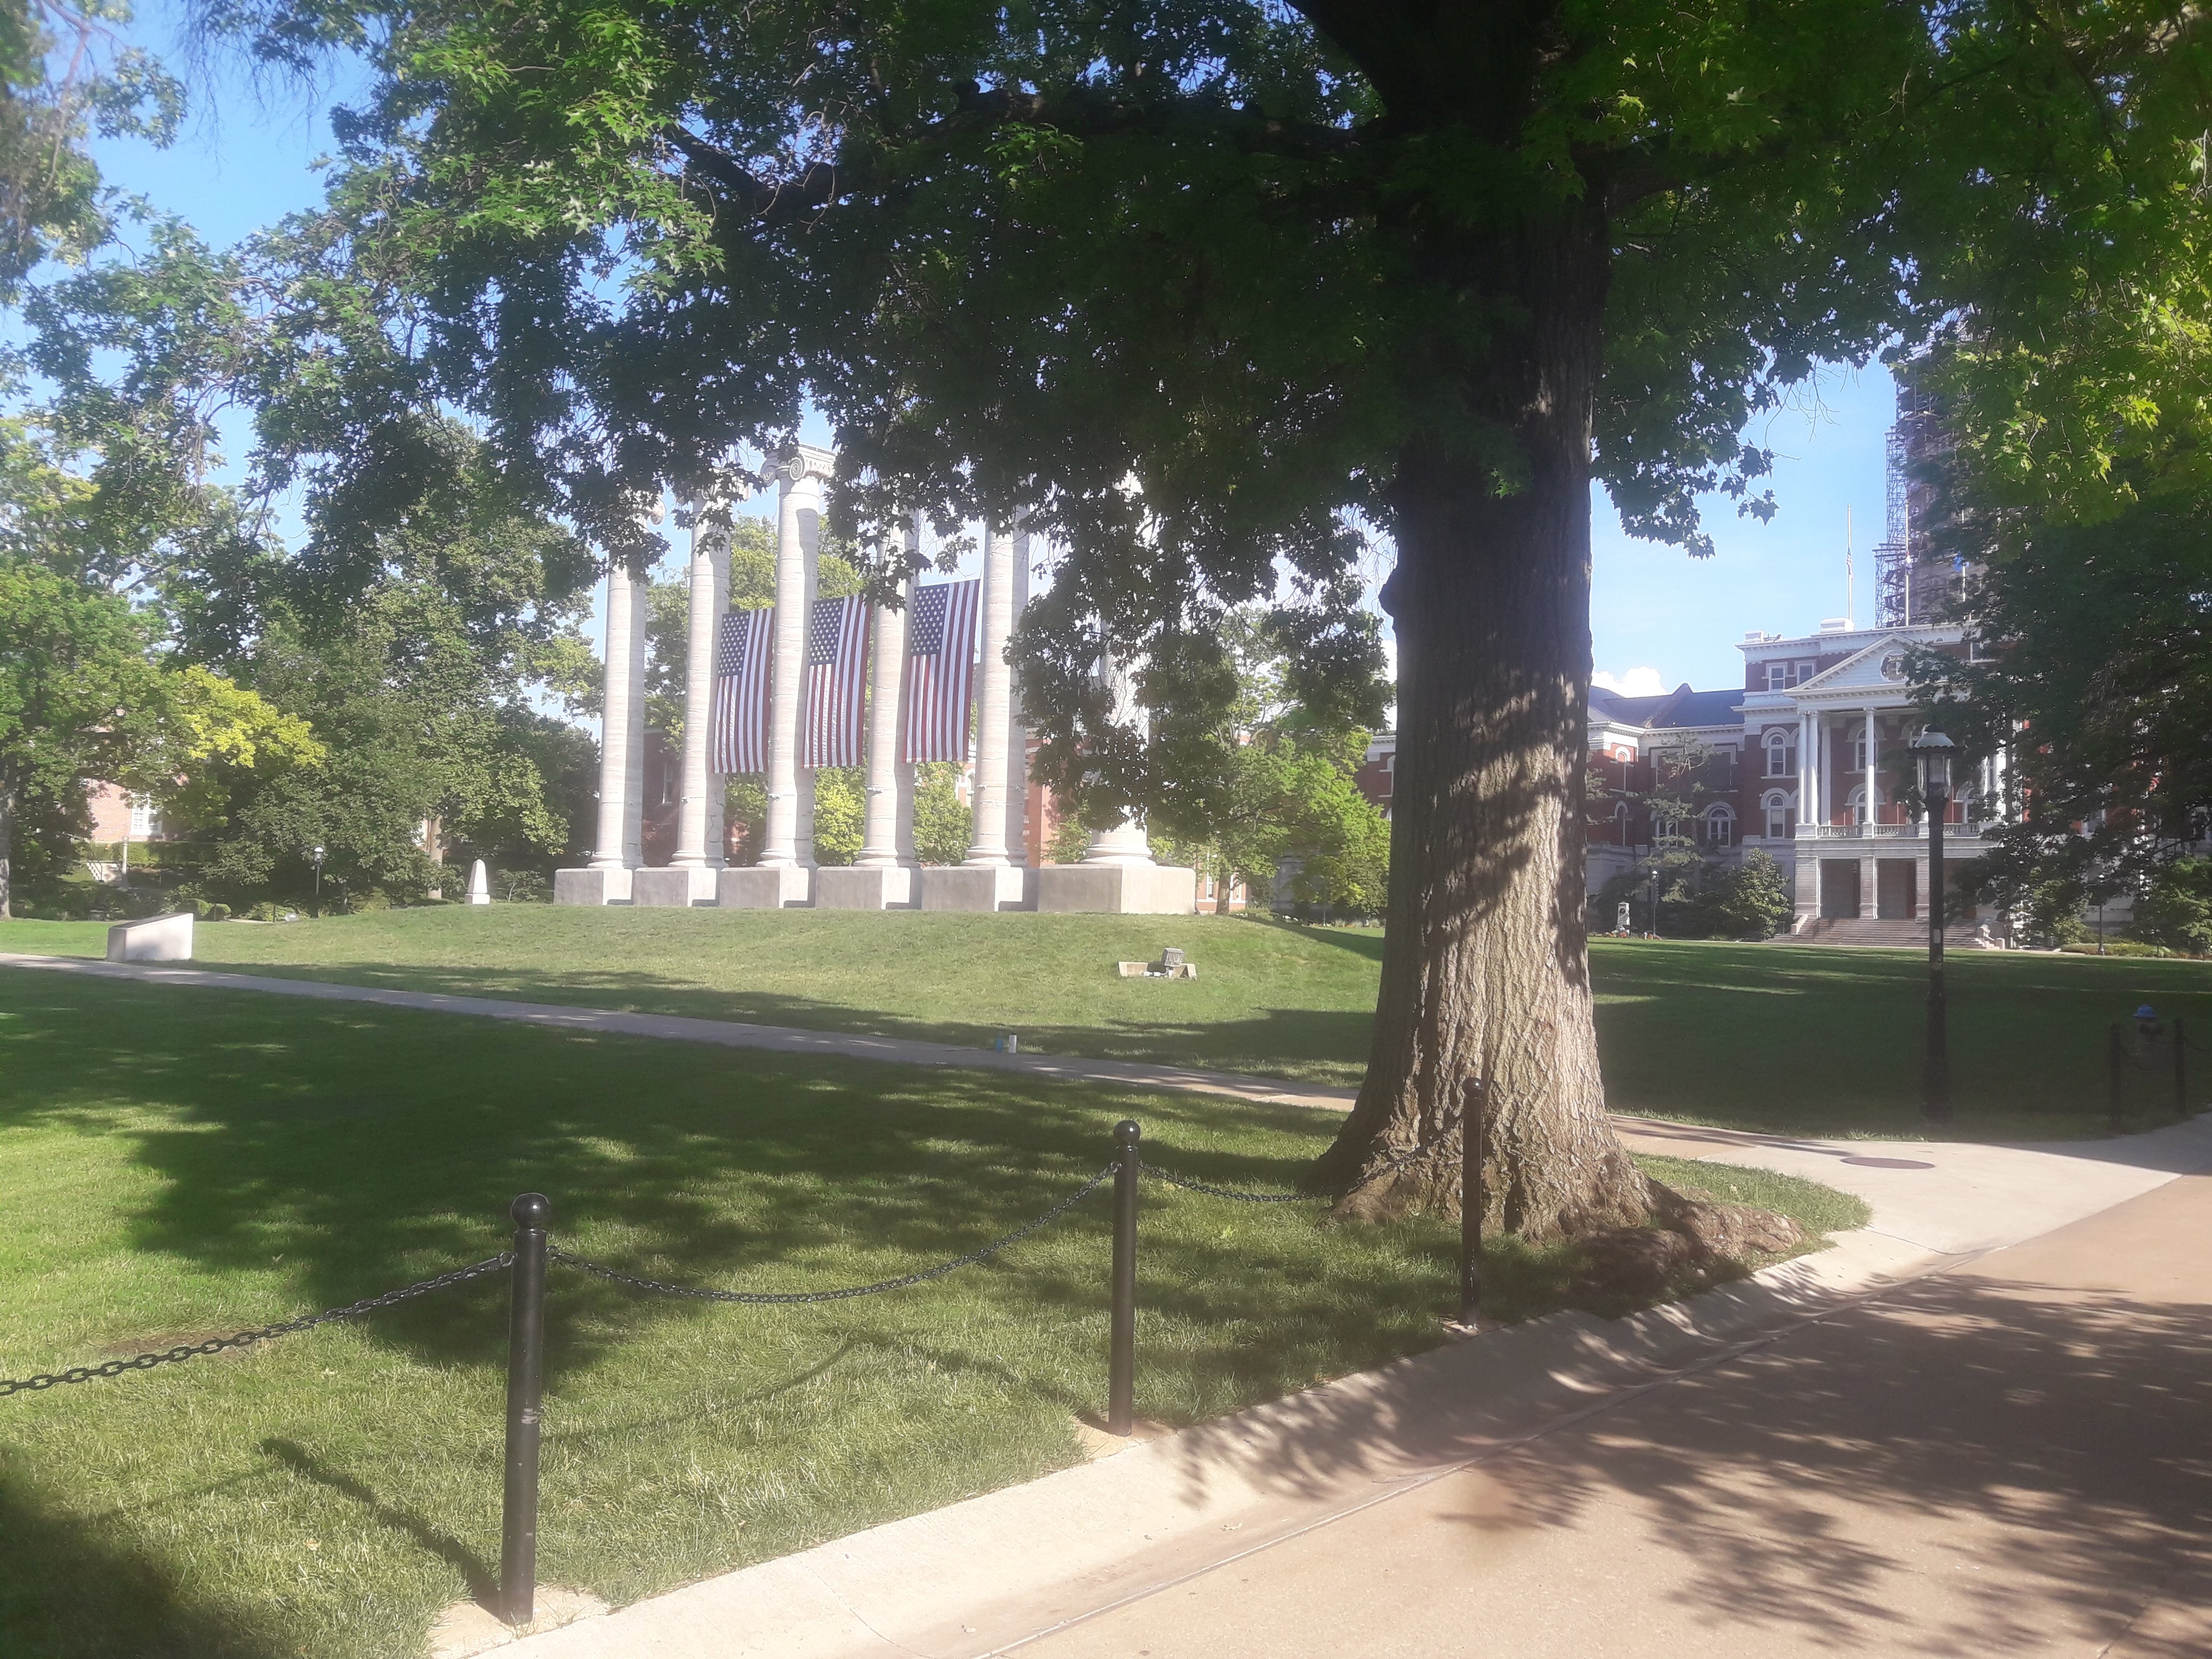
1840, 1156, 1936, 1170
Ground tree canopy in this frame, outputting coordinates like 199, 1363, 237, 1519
193, 0, 2212, 1239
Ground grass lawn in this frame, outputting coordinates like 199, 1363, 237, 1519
0, 971, 1860, 1658
9, 910, 2208, 1135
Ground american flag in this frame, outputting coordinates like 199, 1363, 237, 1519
900, 579, 981, 764
708, 608, 772, 775
802, 594, 870, 768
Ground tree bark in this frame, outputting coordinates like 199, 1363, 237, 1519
1317, 203, 1650, 1243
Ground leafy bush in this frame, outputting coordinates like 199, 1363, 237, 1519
2059, 940, 2174, 958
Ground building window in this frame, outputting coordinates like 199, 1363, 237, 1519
1765, 730, 1795, 777
1762, 791, 1793, 840
1612, 802, 1629, 843
1765, 662, 1792, 691
1703, 805, 1735, 848
127, 796, 159, 840
1796, 661, 1815, 682
1847, 786, 1870, 826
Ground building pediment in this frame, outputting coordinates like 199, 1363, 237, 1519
1790, 630, 1955, 699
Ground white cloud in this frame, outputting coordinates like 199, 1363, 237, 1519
1593, 666, 1668, 698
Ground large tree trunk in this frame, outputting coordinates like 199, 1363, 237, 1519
1317, 204, 1648, 1244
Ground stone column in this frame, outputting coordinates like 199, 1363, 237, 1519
590, 557, 641, 873
1084, 653, 1156, 867
965, 520, 1017, 866
857, 564, 913, 870
704, 530, 730, 863
1002, 522, 1033, 866
670, 507, 729, 874
762, 451, 826, 870
1863, 706, 1879, 828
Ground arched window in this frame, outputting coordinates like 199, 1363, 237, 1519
1703, 804, 1736, 848
1846, 786, 1871, 826
1762, 791, 1793, 840
1765, 729, 1796, 778
1611, 801, 1630, 844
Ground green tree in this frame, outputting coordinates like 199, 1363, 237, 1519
1710, 850, 1794, 942
210, 0, 2212, 1239
913, 761, 970, 867
2129, 859, 2212, 957
1914, 494, 2212, 934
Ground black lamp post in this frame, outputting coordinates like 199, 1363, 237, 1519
310, 845, 326, 916
1911, 730, 1955, 1123
1645, 862, 1660, 938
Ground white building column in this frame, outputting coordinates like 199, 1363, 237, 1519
1002, 522, 1033, 868
1033, 647, 1195, 914
590, 558, 641, 875
670, 505, 731, 878
966, 520, 1017, 868
726, 445, 831, 908
1863, 706, 1879, 827
856, 566, 913, 875
704, 530, 730, 863
761, 450, 827, 872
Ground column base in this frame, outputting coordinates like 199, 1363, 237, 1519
631, 866, 720, 908
1035, 864, 1197, 915
555, 867, 633, 906
814, 865, 916, 909
717, 865, 814, 909
919, 865, 1033, 912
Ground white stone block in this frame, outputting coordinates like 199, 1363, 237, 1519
554, 867, 633, 906
107, 911, 193, 963
814, 865, 915, 910
1035, 864, 1197, 915
467, 858, 492, 905
631, 865, 720, 908
716, 865, 814, 909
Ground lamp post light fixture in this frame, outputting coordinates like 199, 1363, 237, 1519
1910, 730, 1956, 1123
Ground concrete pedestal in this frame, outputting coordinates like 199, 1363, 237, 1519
1034, 864, 1197, 915
717, 865, 813, 909
555, 867, 633, 906
631, 866, 718, 908
814, 865, 915, 910
920, 866, 1033, 913
107, 911, 193, 962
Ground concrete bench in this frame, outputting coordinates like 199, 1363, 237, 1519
106, 911, 195, 963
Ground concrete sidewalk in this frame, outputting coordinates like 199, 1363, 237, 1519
0, 951, 1357, 1113
493, 1112, 2212, 1659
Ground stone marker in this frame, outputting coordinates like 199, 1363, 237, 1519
107, 911, 193, 963
468, 859, 492, 906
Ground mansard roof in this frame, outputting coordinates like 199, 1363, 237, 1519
1591, 683, 1744, 731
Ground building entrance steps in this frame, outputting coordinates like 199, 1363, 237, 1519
491, 1115, 2212, 1659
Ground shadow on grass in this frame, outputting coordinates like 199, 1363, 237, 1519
259, 1439, 498, 1607
163, 958, 1376, 1089
0, 1451, 290, 1659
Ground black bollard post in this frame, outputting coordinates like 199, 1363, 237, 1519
2177, 1017, 2189, 1119
1458, 1079, 1485, 1326
1108, 1120, 1141, 1436
2108, 1023, 2125, 1131
500, 1193, 550, 1626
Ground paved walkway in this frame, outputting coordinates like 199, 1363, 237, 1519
497, 1112, 2212, 1659
0, 952, 1357, 1112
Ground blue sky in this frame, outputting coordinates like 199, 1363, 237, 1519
86, 23, 1896, 698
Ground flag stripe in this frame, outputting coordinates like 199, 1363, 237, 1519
709, 609, 773, 775
803, 595, 870, 768
901, 579, 981, 764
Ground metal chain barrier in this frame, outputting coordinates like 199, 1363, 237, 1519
1139, 1106, 1468, 1205
0, 1252, 514, 1398
548, 1163, 1119, 1304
